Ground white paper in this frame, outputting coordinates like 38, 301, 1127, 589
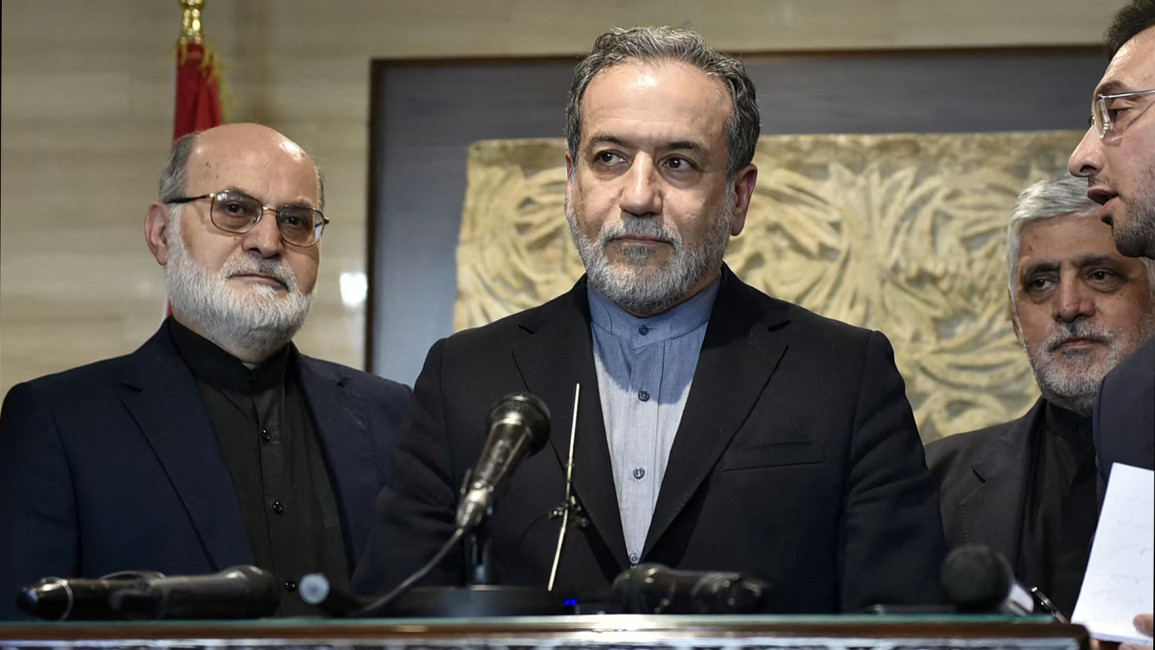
1073, 463, 1154, 645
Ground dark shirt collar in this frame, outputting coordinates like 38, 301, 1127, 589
1043, 401, 1094, 447
167, 317, 292, 393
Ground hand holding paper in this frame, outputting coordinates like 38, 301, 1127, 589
1073, 464, 1155, 647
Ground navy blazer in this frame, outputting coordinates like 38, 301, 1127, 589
353, 268, 945, 612
0, 326, 410, 620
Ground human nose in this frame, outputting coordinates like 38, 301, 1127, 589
242, 208, 284, 257
1068, 127, 1104, 178
619, 155, 662, 216
1053, 277, 1095, 322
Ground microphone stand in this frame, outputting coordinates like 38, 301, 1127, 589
305, 480, 572, 618
466, 520, 494, 587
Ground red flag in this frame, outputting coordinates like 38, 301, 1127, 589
167, 3, 223, 316
173, 41, 222, 140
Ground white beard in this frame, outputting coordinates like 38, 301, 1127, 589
164, 220, 313, 360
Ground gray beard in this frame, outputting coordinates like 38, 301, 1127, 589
164, 221, 312, 360
565, 187, 735, 316
1024, 315, 1154, 416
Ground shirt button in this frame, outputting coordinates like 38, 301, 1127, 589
638, 390, 650, 402
638, 325, 650, 335
629, 553, 640, 565
284, 580, 297, 592
272, 500, 284, 514
260, 428, 271, 442
633, 467, 646, 480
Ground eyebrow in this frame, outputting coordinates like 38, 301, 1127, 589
1021, 254, 1124, 277
222, 186, 316, 209
1095, 80, 1132, 96
586, 134, 709, 157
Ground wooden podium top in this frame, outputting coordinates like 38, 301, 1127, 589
0, 615, 1089, 649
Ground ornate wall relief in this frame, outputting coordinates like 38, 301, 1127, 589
456, 131, 1083, 440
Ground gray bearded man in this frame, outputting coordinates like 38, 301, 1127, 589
353, 26, 945, 612
926, 175, 1155, 619
0, 123, 410, 619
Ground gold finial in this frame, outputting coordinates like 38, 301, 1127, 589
179, 0, 206, 45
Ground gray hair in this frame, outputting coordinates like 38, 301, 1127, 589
157, 130, 326, 214
565, 26, 760, 179
1006, 175, 1155, 301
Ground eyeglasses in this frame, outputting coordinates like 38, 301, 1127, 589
166, 190, 329, 247
1088, 88, 1155, 139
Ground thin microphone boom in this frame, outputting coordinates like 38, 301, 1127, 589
548, 383, 581, 592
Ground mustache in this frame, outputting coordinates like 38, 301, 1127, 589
599, 216, 680, 247
1044, 322, 1112, 352
220, 256, 297, 291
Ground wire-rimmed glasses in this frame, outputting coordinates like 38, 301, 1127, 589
1088, 88, 1155, 139
166, 190, 329, 247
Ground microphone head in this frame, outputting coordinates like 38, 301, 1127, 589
487, 392, 550, 452
610, 564, 665, 613
941, 544, 1014, 612
16, 578, 66, 619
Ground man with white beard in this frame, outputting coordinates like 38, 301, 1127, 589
0, 123, 410, 618
353, 26, 945, 613
926, 176, 1155, 620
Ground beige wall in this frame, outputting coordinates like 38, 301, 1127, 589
0, 0, 1123, 398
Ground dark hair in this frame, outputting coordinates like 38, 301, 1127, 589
565, 26, 760, 179
1105, 0, 1155, 57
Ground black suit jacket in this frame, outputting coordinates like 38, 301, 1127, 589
924, 400, 1043, 566
353, 269, 944, 612
0, 326, 410, 620
1094, 336, 1154, 485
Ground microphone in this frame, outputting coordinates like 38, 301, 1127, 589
456, 392, 551, 531
941, 544, 1033, 615
17, 566, 280, 620
610, 563, 773, 614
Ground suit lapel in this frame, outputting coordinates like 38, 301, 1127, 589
297, 355, 378, 567
644, 270, 789, 556
512, 282, 630, 567
960, 399, 1043, 561
119, 328, 252, 570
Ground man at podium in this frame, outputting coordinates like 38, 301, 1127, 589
353, 26, 945, 613
0, 124, 410, 618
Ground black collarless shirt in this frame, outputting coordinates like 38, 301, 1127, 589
167, 319, 350, 616
1018, 401, 1099, 619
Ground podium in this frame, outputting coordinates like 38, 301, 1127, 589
0, 615, 1089, 650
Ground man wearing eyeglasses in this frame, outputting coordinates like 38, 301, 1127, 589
0, 123, 410, 618
1068, 1, 1154, 495
1067, 2, 1154, 647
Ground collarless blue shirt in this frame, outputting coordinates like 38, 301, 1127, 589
587, 277, 720, 565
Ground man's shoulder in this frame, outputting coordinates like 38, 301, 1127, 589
924, 411, 1033, 471
440, 287, 580, 348
3, 348, 148, 403
724, 272, 877, 344
297, 355, 411, 400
